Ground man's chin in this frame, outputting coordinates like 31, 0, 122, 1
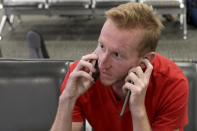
100, 78, 114, 87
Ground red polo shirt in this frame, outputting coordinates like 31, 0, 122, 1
60, 54, 188, 131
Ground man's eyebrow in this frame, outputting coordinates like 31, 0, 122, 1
114, 44, 125, 52
114, 48, 123, 54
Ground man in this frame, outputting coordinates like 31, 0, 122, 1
51, 3, 188, 131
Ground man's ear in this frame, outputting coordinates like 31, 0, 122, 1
143, 52, 155, 62
139, 52, 155, 69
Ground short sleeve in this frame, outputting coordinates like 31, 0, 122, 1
152, 77, 189, 131
59, 61, 85, 122
72, 98, 85, 122
60, 61, 79, 93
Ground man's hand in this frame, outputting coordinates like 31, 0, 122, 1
61, 53, 98, 100
50, 53, 98, 131
122, 59, 153, 131
123, 59, 153, 114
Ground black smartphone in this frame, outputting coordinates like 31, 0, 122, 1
89, 60, 100, 82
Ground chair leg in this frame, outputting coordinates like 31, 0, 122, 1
180, 14, 183, 30
183, 8, 187, 40
0, 15, 8, 40
6, 15, 14, 31
10, 14, 15, 25
17, 15, 22, 23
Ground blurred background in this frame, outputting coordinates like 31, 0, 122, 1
0, 0, 197, 61
0, 0, 197, 131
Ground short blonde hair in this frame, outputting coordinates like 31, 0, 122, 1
105, 2, 163, 56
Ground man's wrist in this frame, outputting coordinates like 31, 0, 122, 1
59, 94, 77, 109
130, 105, 147, 118
131, 105, 152, 131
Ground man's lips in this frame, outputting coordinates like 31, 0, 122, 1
100, 70, 112, 79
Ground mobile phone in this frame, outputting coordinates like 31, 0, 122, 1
120, 90, 131, 117
120, 80, 134, 117
120, 62, 147, 117
89, 60, 99, 82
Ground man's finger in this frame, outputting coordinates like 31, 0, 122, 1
81, 53, 98, 61
142, 59, 153, 78
128, 66, 144, 78
74, 71, 94, 82
125, 72, 139, 85
76, 60, 96, 73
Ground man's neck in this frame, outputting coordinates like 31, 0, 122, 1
111, 80, 126, 101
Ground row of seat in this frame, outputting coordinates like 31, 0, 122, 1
2, 0, 135, 8
0, 59, 196, 131
0, 0, 187, 40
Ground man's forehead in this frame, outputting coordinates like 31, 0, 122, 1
99, 19, 143, 49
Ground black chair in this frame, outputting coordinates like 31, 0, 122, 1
139, 0, 187, 39
92, 0, 137, 15
0, 59, 72, 131
0, 0, 48, 40
176, 62, 197, 131
48, 0, 92, 16
0, 59, 196, 131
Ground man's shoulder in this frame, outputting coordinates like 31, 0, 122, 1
152, 54, 186, 80
152, 54, 177, 69
69, 60, 80, 69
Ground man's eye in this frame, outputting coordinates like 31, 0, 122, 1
114, 52, 121, 58
100, 44, 104, 49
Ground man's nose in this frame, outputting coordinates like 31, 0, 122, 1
99, 53, 111, 69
